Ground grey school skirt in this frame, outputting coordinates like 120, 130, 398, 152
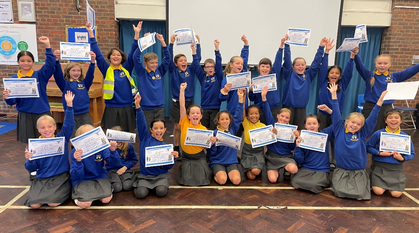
107, 170, 135, 190
17, 111, 51, 143
332, 167, 371, 200
370, 161, 406, 192
265, 150, 296, 170
177, 150, 211, 186
73, 112, 93, 137
133, 172, 170, 189
291, 168, 329, 194
72, 178, 113, 202
102, 106, 136, 132
240, 144, 265, 171
25, 171, 71, 206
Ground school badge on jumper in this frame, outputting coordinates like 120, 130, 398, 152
120, 72, 126, 78
302, 74, 306, 81
78, 83, 84, 89
185, 71, 190, 77
385, 76, 392, 82
156, 74, 161, 80
95, 154, 103, 161
351, 134, 359, 141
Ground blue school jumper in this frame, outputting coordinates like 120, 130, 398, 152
191, 44, 224, 109
90, 37, 137, 107
261, 100, 295, 154
317, 55, 354, 115
293, 126, 334, 172
105, 143, 138, 172
168, 44, 195, 101
70, 148, 119, 186
5, 48, 55, 114
367, 128, 415, 164
137, 107, 176, 176
207, 103, 243, 168
355, 55, 419, 105
53, 61, 95, 115
282, 44, 324, 108
219, 45, 249, 115
133, 46, 170, 110
248, 47, 283, 108
331, 99, 380, 170
25, 107, 74, 178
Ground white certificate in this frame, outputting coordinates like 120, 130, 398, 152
70, 126, 110, 159
184, 128, 213, 148
28, 137, 65, 161
3, 78, 39, 98
354, 24, 368, 43
299, 130, 328, 152
275, 123, 298, 143
215, 131, 242, 150
379, 132, 411, 155
86, 0, 95, 30
60, 42, 91, 61
249, 125, 277, 148
226, 71, 251, 90
252, 74, 277, 93
0, 1, 13, 23
106, 129, 136, 143
286, 28, 311, 47
173, 28, 198, 46
384, 81, 419, 100
138, 33, 156, 52
145, 144, 174, 167
336, 38, 360, 52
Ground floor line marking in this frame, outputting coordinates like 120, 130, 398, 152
4, 205, 419, 211
0, 185, 30, 188
405, 188, 419, 191
403, 191, 419, 205
0, 187, 29, 214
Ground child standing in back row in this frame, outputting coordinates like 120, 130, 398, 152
190, 39, 224, 130
282, 35, 326, 130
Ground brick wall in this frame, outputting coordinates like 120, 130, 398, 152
381, 0, 419, 108
0, 0, 117, 117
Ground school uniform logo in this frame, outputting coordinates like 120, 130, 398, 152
120, 72, 126, 78
351, 134, 359, 141
185, 72, 190, 77
385, 76, 392, 82
95, 154, 103, 161
77, 83, 85, 89
210, 77, 216, 82
153, 74, 161, 80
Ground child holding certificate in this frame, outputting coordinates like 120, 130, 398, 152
24, 91, 75, 209
168, 34, 199, 153
329, 83, 387, 200
248, 36, 284, 123
318, 42, 356, 169
292, 114, 334, 193
3, 36, 55, 143
282, 35, 326, 130
207, 89, 246, 185
220, 35, 249, 117
261, 87, 298, 183
53, 50, 96, 137
70, 125, 120, 208
133, 29, 170, 129
177, 83, 215, 186
132, 93, 179, 198
86, 21, 141, 132
367, 109, 415, 198
354, 48, 419, 132
190, 39, 223, 130
105, 126, 138, 193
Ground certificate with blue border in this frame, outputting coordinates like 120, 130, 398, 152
249, 125, 277, 148
286, 28, 311, 46
299, 130, 328, 152
145, 144, 174, 167
3, 78, 39, 98
275, 123, 298, 143
226, 71, 251, 90
215, 131, 242, 150
184, 128, 213, 148
60, 42, 91, 61
379, 132, 411, 155
252, 74, 277, 93
28, 137, 65, 160
70, 126, 110, 159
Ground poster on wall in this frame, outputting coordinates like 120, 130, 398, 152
0, 24, 38, 65
0, 0, 14, 23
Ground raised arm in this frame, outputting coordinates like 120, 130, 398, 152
123, 21, 143, 73
240, 35, 249, 72
261, 86, 276, 125
179, 83, 187, 120
87, 22, 108, 76
190, 43, 205, 83
156, 33, 171, 76
282, 35, 292, 79
353, 47, 372, 82
61, 91, 75, 140
168, 34, 176, 72
214, 39, 223, 82
53, 50, 66, 92
135, 93, 151, 140
339, 49, 356, 90
306, 37, 326, 80
84, 51, 96, 90
37, 36, 56, 82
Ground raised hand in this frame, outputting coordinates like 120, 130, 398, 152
90, 51, 96, 63
377, 90, 388, 107
65, 90, 75, 107
38, 36, 51, 48
134, 93, 141, 109
320, 37, 328, 47
241, 35, 249, 46
214, 39, 220, 51
170, 34, 177, 44
180, 82, 187, 91
54, 50, 61, 61
325, 38, 335, 53
280, 34, 288, 48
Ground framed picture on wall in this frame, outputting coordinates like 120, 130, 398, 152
18, 0, 35, 22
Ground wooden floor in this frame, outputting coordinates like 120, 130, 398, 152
1, 118, 419, 233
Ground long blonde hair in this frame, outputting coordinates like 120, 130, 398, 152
223, 56, 243, 76
64, 62, 84, 82
370, 54, 392, 88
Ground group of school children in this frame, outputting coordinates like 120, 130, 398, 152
2, 21, 417, 209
